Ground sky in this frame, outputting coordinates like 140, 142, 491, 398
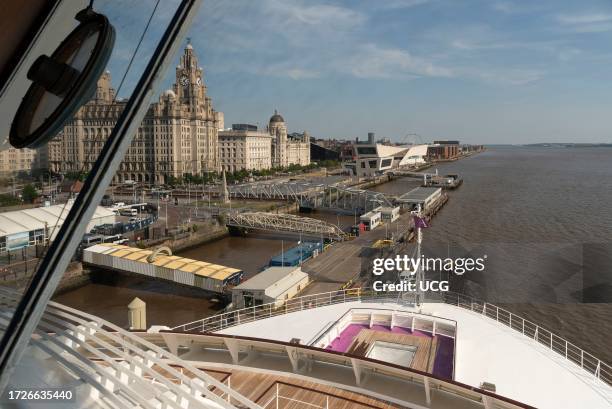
98, 0, 612, 144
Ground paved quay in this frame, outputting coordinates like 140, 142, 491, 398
301, 209, 414, 295
301, 194, 448, 295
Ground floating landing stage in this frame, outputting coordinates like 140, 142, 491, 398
83, 243, 243, 293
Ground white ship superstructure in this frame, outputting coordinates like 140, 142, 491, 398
3, 285, 611, 408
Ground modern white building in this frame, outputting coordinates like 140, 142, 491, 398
218, 125, 274, 172
0, 202, 115, 253
360, 209, 382, 230
346, 142, 429, 177
231, 266, 309, 308
397, 144, 429, 167
379, 206, 400, 222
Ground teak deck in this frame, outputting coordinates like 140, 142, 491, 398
203, 368, 403, 409
135, 363, 402, 408
97, 357, 403, 408
347, 329, 438, 373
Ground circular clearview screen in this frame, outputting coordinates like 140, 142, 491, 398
10, 9, 114, 149
29, 31, 100, 135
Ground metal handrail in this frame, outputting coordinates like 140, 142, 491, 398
172, 287, 612, 386
161, 332, 528, 409
0, 287, 262, 409
259, 380, 389, 409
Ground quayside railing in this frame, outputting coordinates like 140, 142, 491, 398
172, 287, 612, 386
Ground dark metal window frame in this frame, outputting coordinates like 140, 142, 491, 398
0, 0, 202, 392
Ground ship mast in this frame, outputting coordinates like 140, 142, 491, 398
398, 203, 424, 306
414, 203, 424, 306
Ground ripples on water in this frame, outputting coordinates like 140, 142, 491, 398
411, 147, 612, 362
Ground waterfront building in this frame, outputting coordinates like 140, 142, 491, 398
0, 202, 114, 253
218, 124, 273, 172
310, 142, 341, 162
395, 186, 442, 210
0, 147, 40, 176
344, 136, 428, 177
268, 111, 310, 168
428, 140, 460, 160
231, 266, 309, 308
43, 43, 222, 184
359, 209, 382, 230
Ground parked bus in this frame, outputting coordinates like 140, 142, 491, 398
81, 234, 104, 246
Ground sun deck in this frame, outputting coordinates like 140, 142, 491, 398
215, 300, 612, 409
325, 323, 454, 379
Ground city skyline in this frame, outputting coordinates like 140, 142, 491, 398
99, 0, 612, 144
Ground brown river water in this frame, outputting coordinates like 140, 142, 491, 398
54, 147, 612, 363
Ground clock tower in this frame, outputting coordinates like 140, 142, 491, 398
174, 39, 206, 105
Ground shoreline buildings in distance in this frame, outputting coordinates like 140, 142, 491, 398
36, 42, 309, 184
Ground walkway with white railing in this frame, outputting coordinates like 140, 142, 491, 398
155, 331, 527, 409
0, 287, 262, 409
172, 288, 612, 387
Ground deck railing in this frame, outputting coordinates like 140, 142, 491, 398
259, 381, 386, 409
161, 332, 528, 409
306, 307, 457, 350
172, 287, 612, 386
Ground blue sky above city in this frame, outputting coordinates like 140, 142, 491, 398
99, 0, 612, 144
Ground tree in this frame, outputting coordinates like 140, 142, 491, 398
22, 184, 39, 203
65, 171, 88, 181
0, 194, 21, 207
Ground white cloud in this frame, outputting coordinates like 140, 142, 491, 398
255, 65, 320, 80
474, 68, 545, 86
187, 0, 551, 87
557, 13, 612, 25
557, 48, 582, 62
556, 13, 612, 33
344, 44, 453, 79
492, 0, 540, 14
264, 0, 366, 30
492, 1, 517, 13
450, 38, 556, 52
376, 0, 430, 10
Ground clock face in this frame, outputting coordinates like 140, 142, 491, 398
180, 75, 190, 86
196, 77, 202, 86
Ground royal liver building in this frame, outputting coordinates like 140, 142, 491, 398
45, 42, 223, 184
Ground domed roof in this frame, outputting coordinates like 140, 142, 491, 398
269, 109, 284, 123
163, 89, 176, 98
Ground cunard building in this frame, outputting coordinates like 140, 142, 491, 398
45, 42, 223, 184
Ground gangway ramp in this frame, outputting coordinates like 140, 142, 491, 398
226, 212, 348, 241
